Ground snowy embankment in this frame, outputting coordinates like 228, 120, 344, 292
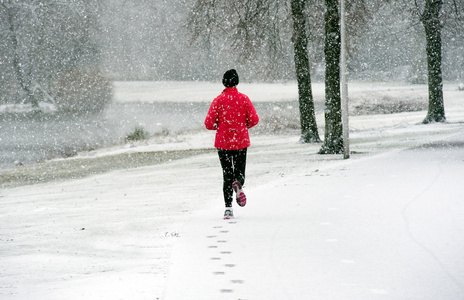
1, 82, 464, 299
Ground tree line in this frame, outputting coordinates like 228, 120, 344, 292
1, 0, 462, 131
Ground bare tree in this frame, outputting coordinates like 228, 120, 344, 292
420, 0, 445, 123
291, 0, 320, 142
318, 0, 342, 154
409, 0, 463, 123
187, 0, 292, 79
318, 0, 376, 154
1, 0, 110, 113
1, 1, 37, 107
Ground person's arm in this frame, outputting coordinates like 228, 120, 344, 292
205, 98, 219, 130
246, 98, 259, 129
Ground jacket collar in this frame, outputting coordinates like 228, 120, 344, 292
223, 87, 238, 93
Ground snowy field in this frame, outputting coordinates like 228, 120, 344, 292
0, 81, 310, 168
1, 82, 464, 299
0, 81, 433, 168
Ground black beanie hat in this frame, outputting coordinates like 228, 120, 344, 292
222, 69, 239, 87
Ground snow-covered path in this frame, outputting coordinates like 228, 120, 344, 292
165, 131, 464, 300
1, 83, 464, 299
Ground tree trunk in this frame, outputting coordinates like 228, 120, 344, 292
421, 0, 445, 123
3, 4, 37, 107
290, 0, 321, 143
319, 0, 343, 154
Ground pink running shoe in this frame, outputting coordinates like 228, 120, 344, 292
232, 181, 247, 207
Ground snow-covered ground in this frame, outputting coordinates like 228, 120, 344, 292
1, 82, 464, 299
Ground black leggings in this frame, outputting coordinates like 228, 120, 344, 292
218, 148, 247, 207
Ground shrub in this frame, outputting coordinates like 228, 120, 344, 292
126, 126, 149, 142
54, 69, 112, 114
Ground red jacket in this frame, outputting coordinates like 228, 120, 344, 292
205, 87, 259, 150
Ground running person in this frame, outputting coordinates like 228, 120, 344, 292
205, 69, 259, 219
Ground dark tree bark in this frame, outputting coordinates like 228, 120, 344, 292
421, 0, 446, 123
290, 0, 321, 143
319, 0, 343, 154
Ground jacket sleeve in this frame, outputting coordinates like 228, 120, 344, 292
205, 98, 219, 130
246, 97, 259, 129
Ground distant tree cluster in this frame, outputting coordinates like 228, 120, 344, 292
0, 0, 111, 113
